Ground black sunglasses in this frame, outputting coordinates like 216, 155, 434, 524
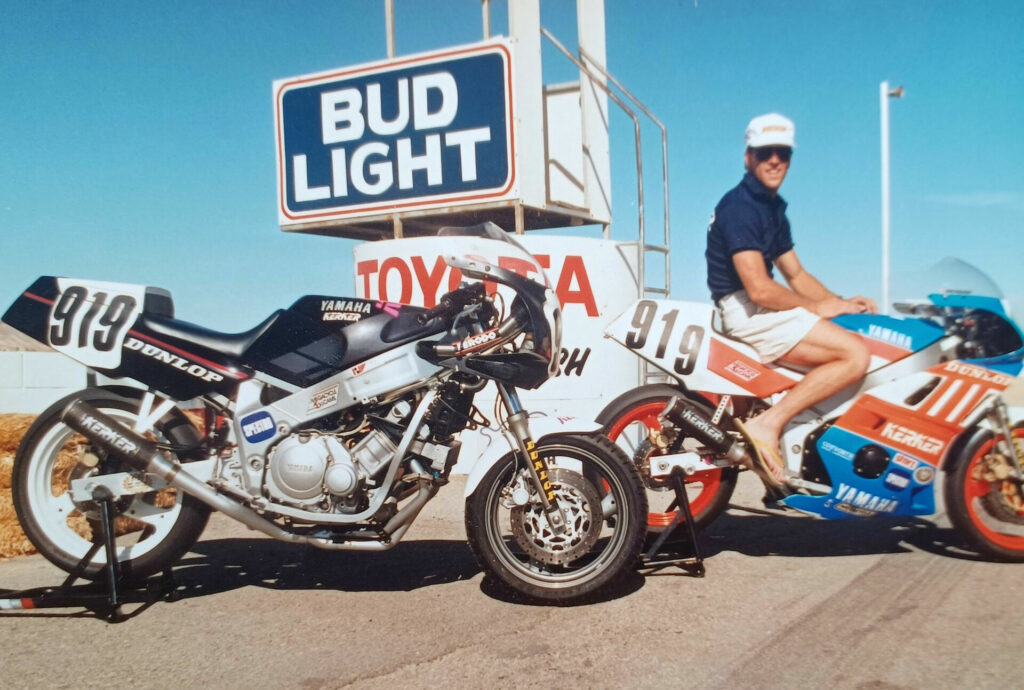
752, 146, 792, 163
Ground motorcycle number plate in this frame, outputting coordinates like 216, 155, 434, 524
48, 279, 145, 370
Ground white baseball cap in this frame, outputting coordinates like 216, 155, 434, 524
745, 113, 795, 149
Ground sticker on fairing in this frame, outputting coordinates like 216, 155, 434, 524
48, 279, 146, 370
240, 411, 276, 443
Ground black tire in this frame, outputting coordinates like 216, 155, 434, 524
598, 384, 738, 534
945, 423, 1024, 561
465, 433, 646, 603
12, 388, 211, 580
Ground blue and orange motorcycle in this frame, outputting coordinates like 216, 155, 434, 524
598, 259, 1024, 562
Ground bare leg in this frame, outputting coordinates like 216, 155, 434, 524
743, 320, 870, 470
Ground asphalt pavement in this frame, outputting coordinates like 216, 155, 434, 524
0, 471, 1020, 689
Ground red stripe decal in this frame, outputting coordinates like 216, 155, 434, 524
127, 331, 249, 380
23, 291, 54, 306
860, 335, 913, 363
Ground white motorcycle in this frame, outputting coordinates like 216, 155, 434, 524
3, 223, 646, 606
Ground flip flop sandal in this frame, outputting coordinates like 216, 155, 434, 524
732, 419, 787, 489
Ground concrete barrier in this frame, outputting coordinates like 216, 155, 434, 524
0, 352, 87, 413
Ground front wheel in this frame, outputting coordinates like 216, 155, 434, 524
599, 385, 738, 534
465, 433, 646, 603
945, 423, 1024, 561
12, 388, 211, 580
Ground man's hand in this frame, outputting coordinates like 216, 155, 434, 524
812, 296, 872, 319
848, 296, 879, 314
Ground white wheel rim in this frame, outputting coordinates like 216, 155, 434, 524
23, 407, 183, 566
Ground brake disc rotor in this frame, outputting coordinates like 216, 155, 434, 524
977, 439, 1024, 523
510, 468, 603, 566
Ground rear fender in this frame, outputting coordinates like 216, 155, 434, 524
463, 415, 601, 497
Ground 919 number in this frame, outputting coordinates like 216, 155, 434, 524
624, 299, 705, 375
49, 287, 137, 352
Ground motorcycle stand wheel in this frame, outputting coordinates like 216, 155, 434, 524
600, 385, 738, 538
12, 388, 211, 582
465, 433, 646, 604
946, 424, 1024, 562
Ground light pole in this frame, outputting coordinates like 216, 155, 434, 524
880, 80, 904, 315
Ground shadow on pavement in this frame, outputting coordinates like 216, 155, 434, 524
692, 506, 987, 561
176, 537, 481, 596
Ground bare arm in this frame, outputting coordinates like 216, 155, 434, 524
775, 250, 835, 301
733, 250, 876, 317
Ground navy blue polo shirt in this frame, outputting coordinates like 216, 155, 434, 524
705, 172, 794, 302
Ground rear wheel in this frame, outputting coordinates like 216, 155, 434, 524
946, 423, 1024, 561
465, 433, 646, 603
600, 385, 738, 534
12, 388, 211, 580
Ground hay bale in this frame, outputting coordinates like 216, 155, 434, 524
0, 490, 35, 558
0, 410, 196, 561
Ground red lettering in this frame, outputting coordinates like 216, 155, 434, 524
356, 260, 378, 298
498, 256, 539, 279
411, 256, 447, 308
379, 257, 412, 304
555, 256, 598, 316
447, 267, 463, 292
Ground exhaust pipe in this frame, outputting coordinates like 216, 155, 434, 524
60, 399, 406, 552
62, 399, 303, 539
657, 396, 747, 465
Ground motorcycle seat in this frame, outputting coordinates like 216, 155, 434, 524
709, 306, 814, 375
137, 310, 284, 358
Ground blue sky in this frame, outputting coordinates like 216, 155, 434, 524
2, 1, 1022, 331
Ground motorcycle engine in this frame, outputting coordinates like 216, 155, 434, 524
263, 428, 397, 511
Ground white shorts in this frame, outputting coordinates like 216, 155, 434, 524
717, 290, 820, 363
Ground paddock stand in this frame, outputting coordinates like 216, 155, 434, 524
638, 468, 706, 577
0, 486, 179, 622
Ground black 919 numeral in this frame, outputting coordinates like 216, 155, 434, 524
48, 286, 88, 346
625, 300, 657, 349
673, 325, 705, 375
624, 300, 705, 376
49, 288, 136, 352
94, 295, 136, 351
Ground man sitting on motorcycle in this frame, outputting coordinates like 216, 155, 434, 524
705, 113, 877, 487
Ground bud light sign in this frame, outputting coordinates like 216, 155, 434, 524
274, 40, 515, 226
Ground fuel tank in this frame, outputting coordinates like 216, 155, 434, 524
241, 296, 445, 388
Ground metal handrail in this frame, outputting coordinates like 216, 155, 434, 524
540, 28, 644, 255
578, 46, 671, 297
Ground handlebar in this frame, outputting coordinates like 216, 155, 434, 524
417, 281, 488, 325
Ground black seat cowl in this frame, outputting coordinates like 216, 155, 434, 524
137, 310, 284, 359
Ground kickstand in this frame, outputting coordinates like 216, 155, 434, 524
639, 469, 706, 577
0, 486, 178, 622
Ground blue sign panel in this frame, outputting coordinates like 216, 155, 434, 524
274, 40, 515, 226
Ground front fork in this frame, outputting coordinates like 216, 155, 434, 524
988, 397, 1024, 481
496, 383, 567, 534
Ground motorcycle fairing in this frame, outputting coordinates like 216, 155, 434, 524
781, 359, 1020, 518
832, 313, 944, 366
784, 425, 936, 519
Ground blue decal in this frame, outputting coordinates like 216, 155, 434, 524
832, 313, 945, 353
782, 426, 936, 519
240, 411, 276, 443
884, 468, 912, 491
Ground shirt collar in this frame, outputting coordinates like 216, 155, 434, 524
741, 172, 786, 208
